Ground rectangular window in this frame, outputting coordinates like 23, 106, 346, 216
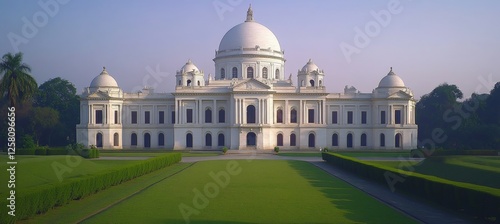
361, 111, 367, 124
95, 110, 103, 124
380, 111, 386, 124
171, 111, 175, 124
114, 110, 118, 124
395, 110, 402, 124
131, 111, 137, 124
145, 111, 150, 124
308, 109, 314, 123
347, 111, 353, 124
332, 111, 338, 124
186, 109, 193, 123
159, 111, 165, 124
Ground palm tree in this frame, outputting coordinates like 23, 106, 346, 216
0, 52, 38, 107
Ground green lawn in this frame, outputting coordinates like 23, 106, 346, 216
278, 152, 322, 157
333, 151, 411, 158
81, 160, 415, 224
366, 156, 500, 188
0, 155, 140, 191
99, 152, 221, 157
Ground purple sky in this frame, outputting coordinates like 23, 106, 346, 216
1, 0, 499, 100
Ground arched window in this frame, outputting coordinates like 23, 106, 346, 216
277, 133, 283, 146
186, 133, 193, 148
290, 133, 296, 146
187, 80, 192, 86
205, 133, 212, 147
197, 80, 200, 86
247, 67, 254, 79
96, 133, 103, 147
131, 133, 137, 146
232, 67, 238, 78
361, 133, 367, 147
218, 109, 225, 123
144, 133, 151, 148
332, 133, 339, 146
319, 80, 322, 86
205, 108, 212, 123
380, 133, 385, 147
290, 109, 297, 123
218, 133, 225, 146
347, 133, 353, 148
113, 133, 119, 146
247, 105, 256, 123
308, 133, 315, 147
220, 68, 225, 79
262, 67, 268, 79
178, 80, 181, 86
301, 80, 305, 86
310, 80, 315, 87
275, 69, 280, 79
158, 133, 165, 146
395, 133, 402, 148
276, 109, 283, 123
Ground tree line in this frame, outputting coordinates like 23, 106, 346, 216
0, 52, 79, 148
416, 83, 500, 150
0, 52, 498, 150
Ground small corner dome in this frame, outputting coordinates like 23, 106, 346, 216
181, 59, 199, 73
301, 59, 319, 72
378, 67, 405, 88
90, 67, 118, 88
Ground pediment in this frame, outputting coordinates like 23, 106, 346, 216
388, 90, 413, 99
232, 79, 271, 91
86, 91, 111, 99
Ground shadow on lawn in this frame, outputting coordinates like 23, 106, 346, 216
286, 160, 373, 224
161, 220, 254, 224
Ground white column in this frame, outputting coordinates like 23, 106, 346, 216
284, 100, 288, 124
88, 104, 92, 124
213, 100, 216, 123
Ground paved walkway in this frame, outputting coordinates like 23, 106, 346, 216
181, 154, 474, 224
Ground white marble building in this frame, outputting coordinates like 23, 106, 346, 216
76, 7, 418, 150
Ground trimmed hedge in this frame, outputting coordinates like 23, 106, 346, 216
411, 148, 500, 157
322, 152, 500, 221
0, 153, 181, 223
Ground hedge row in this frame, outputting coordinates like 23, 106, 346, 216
15, 148, 100, 158
0, 153, 181, 223
322, 152, 500, 221
411, 148, 500, 157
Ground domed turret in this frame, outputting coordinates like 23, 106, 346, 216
378, 67, 405, 88
90, 67, 119, 88
297, 59, 325, 88
301, 59, 319, 72
176, 59, 205, 87
180, 59, 199, 73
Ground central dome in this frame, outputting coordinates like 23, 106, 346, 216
218, 6, 281, 52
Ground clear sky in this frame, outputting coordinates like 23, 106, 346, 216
1, 0, 499, 100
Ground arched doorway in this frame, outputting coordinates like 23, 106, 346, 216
277, 133, 283, 146
113, 133, 119, 146
218, 133, 225, 146
395, 133, 402, 148
144, 133, 151, 148
96, 133, 103, 148
186, 133, 193, 148
205, 133, 212, 147
308, 133, 315, 148
247, 132, 256, 146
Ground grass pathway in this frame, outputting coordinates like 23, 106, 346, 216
81, 160, 415, 224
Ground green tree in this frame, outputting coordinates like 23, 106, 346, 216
0, 52, 38, 107
416, 83, 463, 148
35, 77, 80, 145
32, 107, 59, 145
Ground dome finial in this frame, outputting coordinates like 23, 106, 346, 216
390, 67, 392, 72
103, 66, 106, 71
246, 4, 253, 22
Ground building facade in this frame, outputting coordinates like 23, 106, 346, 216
76, 7, 418, 150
